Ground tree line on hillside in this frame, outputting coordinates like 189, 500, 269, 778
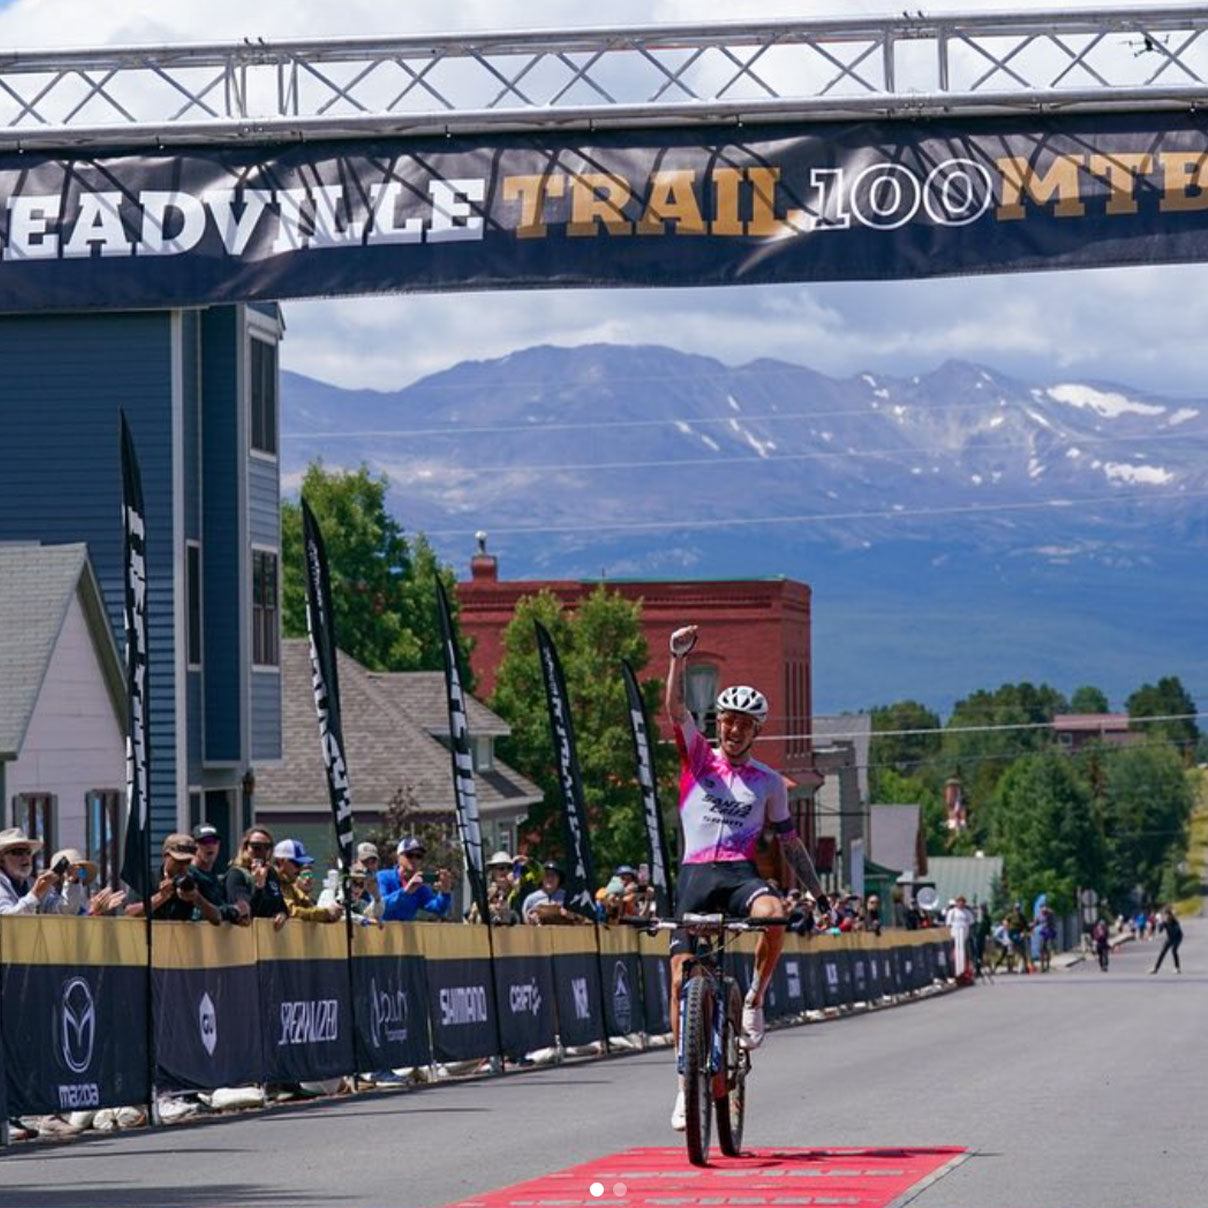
870, 681, 1200, 915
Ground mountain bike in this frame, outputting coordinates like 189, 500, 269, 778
631, 913, 777, 1166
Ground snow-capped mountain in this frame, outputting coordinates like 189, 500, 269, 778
282, 346, 1208, 710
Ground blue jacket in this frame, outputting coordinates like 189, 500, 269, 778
377, 866, 451, 922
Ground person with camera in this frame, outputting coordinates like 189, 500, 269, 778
378, 837, 452, 922
0, 828, 59, 914
188, 823, 244, 924
38, 847, 111, 916
127, 834, 222, 923
226, 827, 288, 926
317, 860, 384, 925
273, 839, 342, 923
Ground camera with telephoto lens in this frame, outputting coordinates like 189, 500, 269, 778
173, 871, 197, 893
52, 856, 71, 879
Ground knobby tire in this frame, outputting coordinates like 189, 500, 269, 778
714, 979, 745, 1157
683, 974, 713, 1166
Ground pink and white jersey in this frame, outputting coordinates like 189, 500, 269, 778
674, 713, 790, 865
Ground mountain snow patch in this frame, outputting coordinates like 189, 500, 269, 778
1102, 462, 1173, 485
1047, 383, 1166, 418
971, 473, 983, 485
988, 415, 1005, 429
727, 394, 742, 412
675, 420, 692, 434
1066, 447, 1081, 459
700, 434, 720, 452
1028, 458, 1045, 478
874, 388, 890, 399
1168, 407, 1199, 426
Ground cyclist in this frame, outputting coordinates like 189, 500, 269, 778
666, 624, 826, 1131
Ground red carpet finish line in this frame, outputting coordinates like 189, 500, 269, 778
437, 1146, 968, 1208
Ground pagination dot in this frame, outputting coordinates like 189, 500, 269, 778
588, 1182, 604, 1198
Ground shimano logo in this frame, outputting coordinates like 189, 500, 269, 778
369, 977, 409, 1047
440, 985, 487, 1026
278, 999, 339, 1047
59, 976, 96, 1075
509, 980, 542, 1017
571, 976, 591, 1021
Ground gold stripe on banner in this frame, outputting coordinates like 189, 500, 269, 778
351, 922, 426, 959
253, 916, 348, 961
540, 926, 597, 959
415, 922, 492, 962
151, 920, 257, 970
638, 929, 670, 959
489, 926, 544, 960
1, 915, 147, 967
597, 924, 640, 959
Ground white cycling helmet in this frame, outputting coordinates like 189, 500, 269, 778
715, 685, 769, 724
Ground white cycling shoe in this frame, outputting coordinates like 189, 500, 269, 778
740, 998, 766, 1050
671, 1080, 686, 1131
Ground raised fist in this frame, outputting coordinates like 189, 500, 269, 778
669, 626, 698, 656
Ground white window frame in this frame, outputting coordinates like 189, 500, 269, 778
250, 544, 281, 671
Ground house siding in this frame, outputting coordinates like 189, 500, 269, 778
0, 312, 179, 840
251, 671, 282, 762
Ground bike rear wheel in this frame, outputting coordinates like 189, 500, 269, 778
683, 974, 713, 1166
715, 979, 745, 1157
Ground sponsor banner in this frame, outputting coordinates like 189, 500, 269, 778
534, 623, 597, 918
638, 936, 672, 1037
301, 499, 355, 875
834, 945, 855, 1008
621, 660, 673, 917
851, 948, 870, 1004
779, 950, 807, 1017
597, 926, 642, 1040
863, 946, 884, 1001
8, 115, 1208, 313
153, 921, 261, 1091
3, 958, 148, 1116
544, 932, 603, 1049
420, 926, 496, 1063
491, 954, 556, 1060
352, 955, 431, 1071
921, 940, 939, 985
820, 948, 844, 1009
435, 579, 488, 922
800, 948, 826, 1012
118, 414, 151, 901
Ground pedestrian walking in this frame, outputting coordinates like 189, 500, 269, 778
1092, 918, 1111, 972
1150, 905, 1183, 974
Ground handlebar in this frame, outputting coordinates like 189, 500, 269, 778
621, 912, 786, 936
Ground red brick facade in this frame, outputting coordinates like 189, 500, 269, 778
456, 549, 819, 839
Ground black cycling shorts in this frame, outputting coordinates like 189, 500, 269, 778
670, 860, 779, 956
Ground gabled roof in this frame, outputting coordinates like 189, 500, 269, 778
926, 855, 1005, 910
255, 640, 540, 816
0, 543, 123, 759
869, 803, 924, 877
1052, 713, 1130, 733
362, 669, 509, 738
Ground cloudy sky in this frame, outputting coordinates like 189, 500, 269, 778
1, 0, 1202, 396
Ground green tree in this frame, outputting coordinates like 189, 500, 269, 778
868, 700, 942, 800
1127, 676, 1199, 751
282, 461, 471, 679
990, 751, 1103, 915
1069, 685, 1110, 713
490, 587, 672, 876
1096, 743, 1193, 907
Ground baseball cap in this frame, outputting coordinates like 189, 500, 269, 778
273, 838, 314, 866
397, 837, 426, 856
192, 823, 220, 843
356, 842, 379, 862
616, 864, 638, 878
162, 833, 198, 859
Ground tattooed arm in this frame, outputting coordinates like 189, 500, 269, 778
779, 832, 825, 901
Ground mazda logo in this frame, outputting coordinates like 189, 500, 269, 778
60, 977, 96, 1075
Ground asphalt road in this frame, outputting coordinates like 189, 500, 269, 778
1, 920, 1201, 1208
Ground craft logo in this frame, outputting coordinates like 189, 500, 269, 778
199, 991, 217, 1057
56, 976, 99, 1109
509, 979, 542, 1018
278, 999, 339, 1046
439, 985, 488, 1027
571, 976, 591, 1021
369, 976, 409, 1047
611, 962, 632, 1034
785, 960, 802, 1001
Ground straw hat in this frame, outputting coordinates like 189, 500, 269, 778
49, 848, 98, 885
0, 828, 43, 856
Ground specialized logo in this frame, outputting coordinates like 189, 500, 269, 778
571, 976, 591, 1021
199, 991, 217, 1057
439, 985, 488, 1027
60, 977, 96, 1074
278, 999, 339, 1046
369, 976, 409, 1047
785, 960, 802, 1001
611, 962, 632, 1034
509, 979, 542, 1018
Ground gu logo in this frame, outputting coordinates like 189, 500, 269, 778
60, 977, 96, 1074
571, 976, 591, 1021
199, 992, 217, 1057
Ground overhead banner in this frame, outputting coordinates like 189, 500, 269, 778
3, 114, 1208, 312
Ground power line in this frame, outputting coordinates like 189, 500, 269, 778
425, 488, 1208, 538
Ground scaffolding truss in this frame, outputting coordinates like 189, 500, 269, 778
3, 5, 1208, 150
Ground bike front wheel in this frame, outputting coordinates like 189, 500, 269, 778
715, 979, 745, 1157
683, 974, 713, 1166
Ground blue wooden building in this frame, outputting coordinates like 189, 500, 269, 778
0, 303, 283, 856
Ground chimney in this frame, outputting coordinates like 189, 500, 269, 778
470, 530, 497, 582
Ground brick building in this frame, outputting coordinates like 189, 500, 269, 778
455, 540, 820, 846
